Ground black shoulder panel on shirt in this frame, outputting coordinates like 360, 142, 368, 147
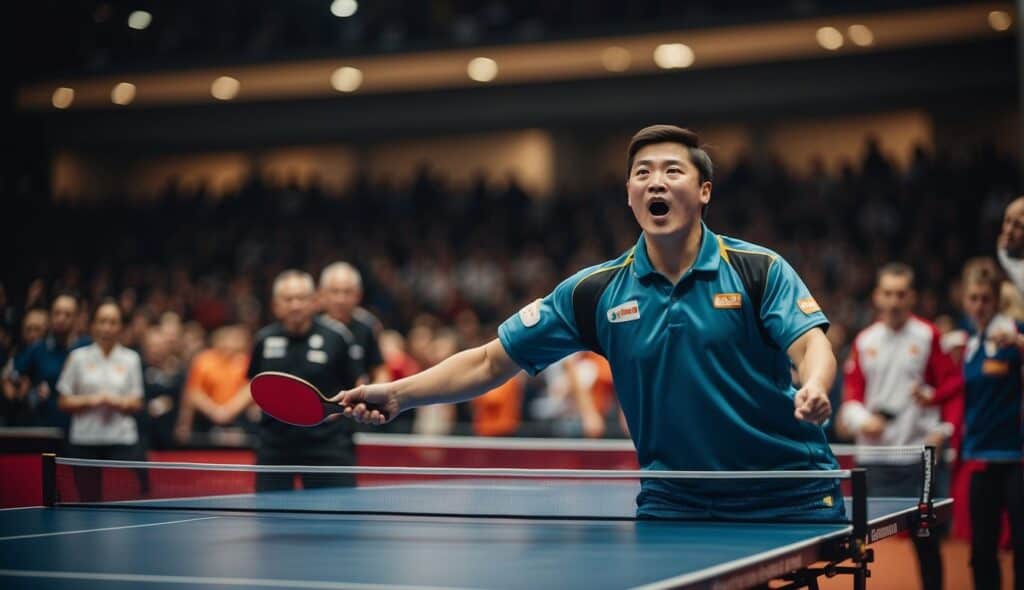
572, 267, 622, 356
723, 249, 776, 349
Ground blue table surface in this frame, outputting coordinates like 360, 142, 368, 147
0, 485, 949, 590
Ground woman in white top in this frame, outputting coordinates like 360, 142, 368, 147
57, 300, 145, 499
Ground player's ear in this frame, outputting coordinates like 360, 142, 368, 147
700, 181, 712, 205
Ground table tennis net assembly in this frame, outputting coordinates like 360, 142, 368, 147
37, 440, 951, 589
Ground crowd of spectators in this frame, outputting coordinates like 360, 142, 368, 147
1, 135, 1019, 448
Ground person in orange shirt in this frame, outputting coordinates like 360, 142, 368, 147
174, 325, 251, 443
472, 375, 523, 437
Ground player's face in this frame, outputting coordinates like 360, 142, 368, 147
873, 273, 915, 327
962, 281, 997, 327
92, 304, 123, 347
50, 296, 77, 335
626, 143, 710, 239
1000, 200, 1024, 256
320, 273, 361, 321
273, 278, 316, 333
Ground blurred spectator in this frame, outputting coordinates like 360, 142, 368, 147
56, 300, 145, 501
318, 262, 389, 383
1, 308, 48, 425
9, 293, 89, 430
564, 351, 616, 439
57, 300, 145, 499
378, 329, 421, 433
174, 325, 252, 444
472, 374, 524, 436
140, 327, 186, 450
956, 258, 1024, 590
247, 270, 363, 490
412, 329, 459, 435
836, 263, 962, 590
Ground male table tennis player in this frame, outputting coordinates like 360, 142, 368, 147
336, 125, 840, 520
249, 270, 363, 490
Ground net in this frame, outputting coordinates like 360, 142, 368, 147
45, 440, 935, 522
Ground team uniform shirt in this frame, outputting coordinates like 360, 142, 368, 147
56, 343, 144, 446
961, 314, 1024, 461
499, 224, 840, 519
839, 316, 962, 462
247, 317, 362, 456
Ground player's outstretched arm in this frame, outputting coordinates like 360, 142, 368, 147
329, 338, 520, 425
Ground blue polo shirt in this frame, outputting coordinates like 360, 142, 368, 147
961, 316, 1024, 462
12, 334, 90, 429
499, 224, 842, 520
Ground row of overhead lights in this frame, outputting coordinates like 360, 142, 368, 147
49, 42, 696, 109
120, 2, 360, 31
50, 9, 1014, 109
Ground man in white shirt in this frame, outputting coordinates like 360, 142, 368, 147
837, 263, 962, 590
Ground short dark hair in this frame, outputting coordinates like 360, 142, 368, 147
961, 257, 1003, 296
91, 297, 123, 323
626, 125, 713, 185
877, 262, 915, 287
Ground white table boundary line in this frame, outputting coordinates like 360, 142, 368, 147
0, 569, 481, 590
0, 516, 218, 541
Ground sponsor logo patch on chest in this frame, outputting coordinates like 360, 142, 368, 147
713, 293, 742, 309
982, 359, 1009, 376
607, 300, 640, 323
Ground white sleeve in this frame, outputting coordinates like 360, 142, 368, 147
998, 247, 1024, 295
56, 351, 79, 397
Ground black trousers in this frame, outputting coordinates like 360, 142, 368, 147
255, 445, 356, 491
969, 462, 1024, 590
65, 442, 148, 502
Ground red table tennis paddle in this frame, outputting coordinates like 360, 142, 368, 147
250, 371, 351, 427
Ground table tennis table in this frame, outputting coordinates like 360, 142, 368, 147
0, 469, 952, 590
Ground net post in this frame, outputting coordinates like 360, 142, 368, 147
42, 453, 56, 507
850, 467, 867, 544
916, 445, 937, 538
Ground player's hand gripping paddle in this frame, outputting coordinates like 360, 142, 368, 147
250, 371, 349, 427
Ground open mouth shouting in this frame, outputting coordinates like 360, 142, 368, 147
647, 198, 670, 218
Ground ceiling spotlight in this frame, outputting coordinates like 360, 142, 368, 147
816, 26, 844, 50
467, 57, 498, 82
653, 43, 694, 69
128, 10, 152, 30
211, 76, 240, 100
988, 10, 1012, 32
331, 66, 363, 92
52, 87, 74, 109
601, 47, 632, 72
111, 82, 136, 105
847, 24, 874, 47
331, 0, 358, 18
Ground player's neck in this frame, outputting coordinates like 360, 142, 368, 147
645, 222, 703, 284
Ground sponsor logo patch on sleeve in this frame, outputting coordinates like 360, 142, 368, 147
797, 297, 822, 315
519, 299, 542, 328
713, 293, 742, 309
